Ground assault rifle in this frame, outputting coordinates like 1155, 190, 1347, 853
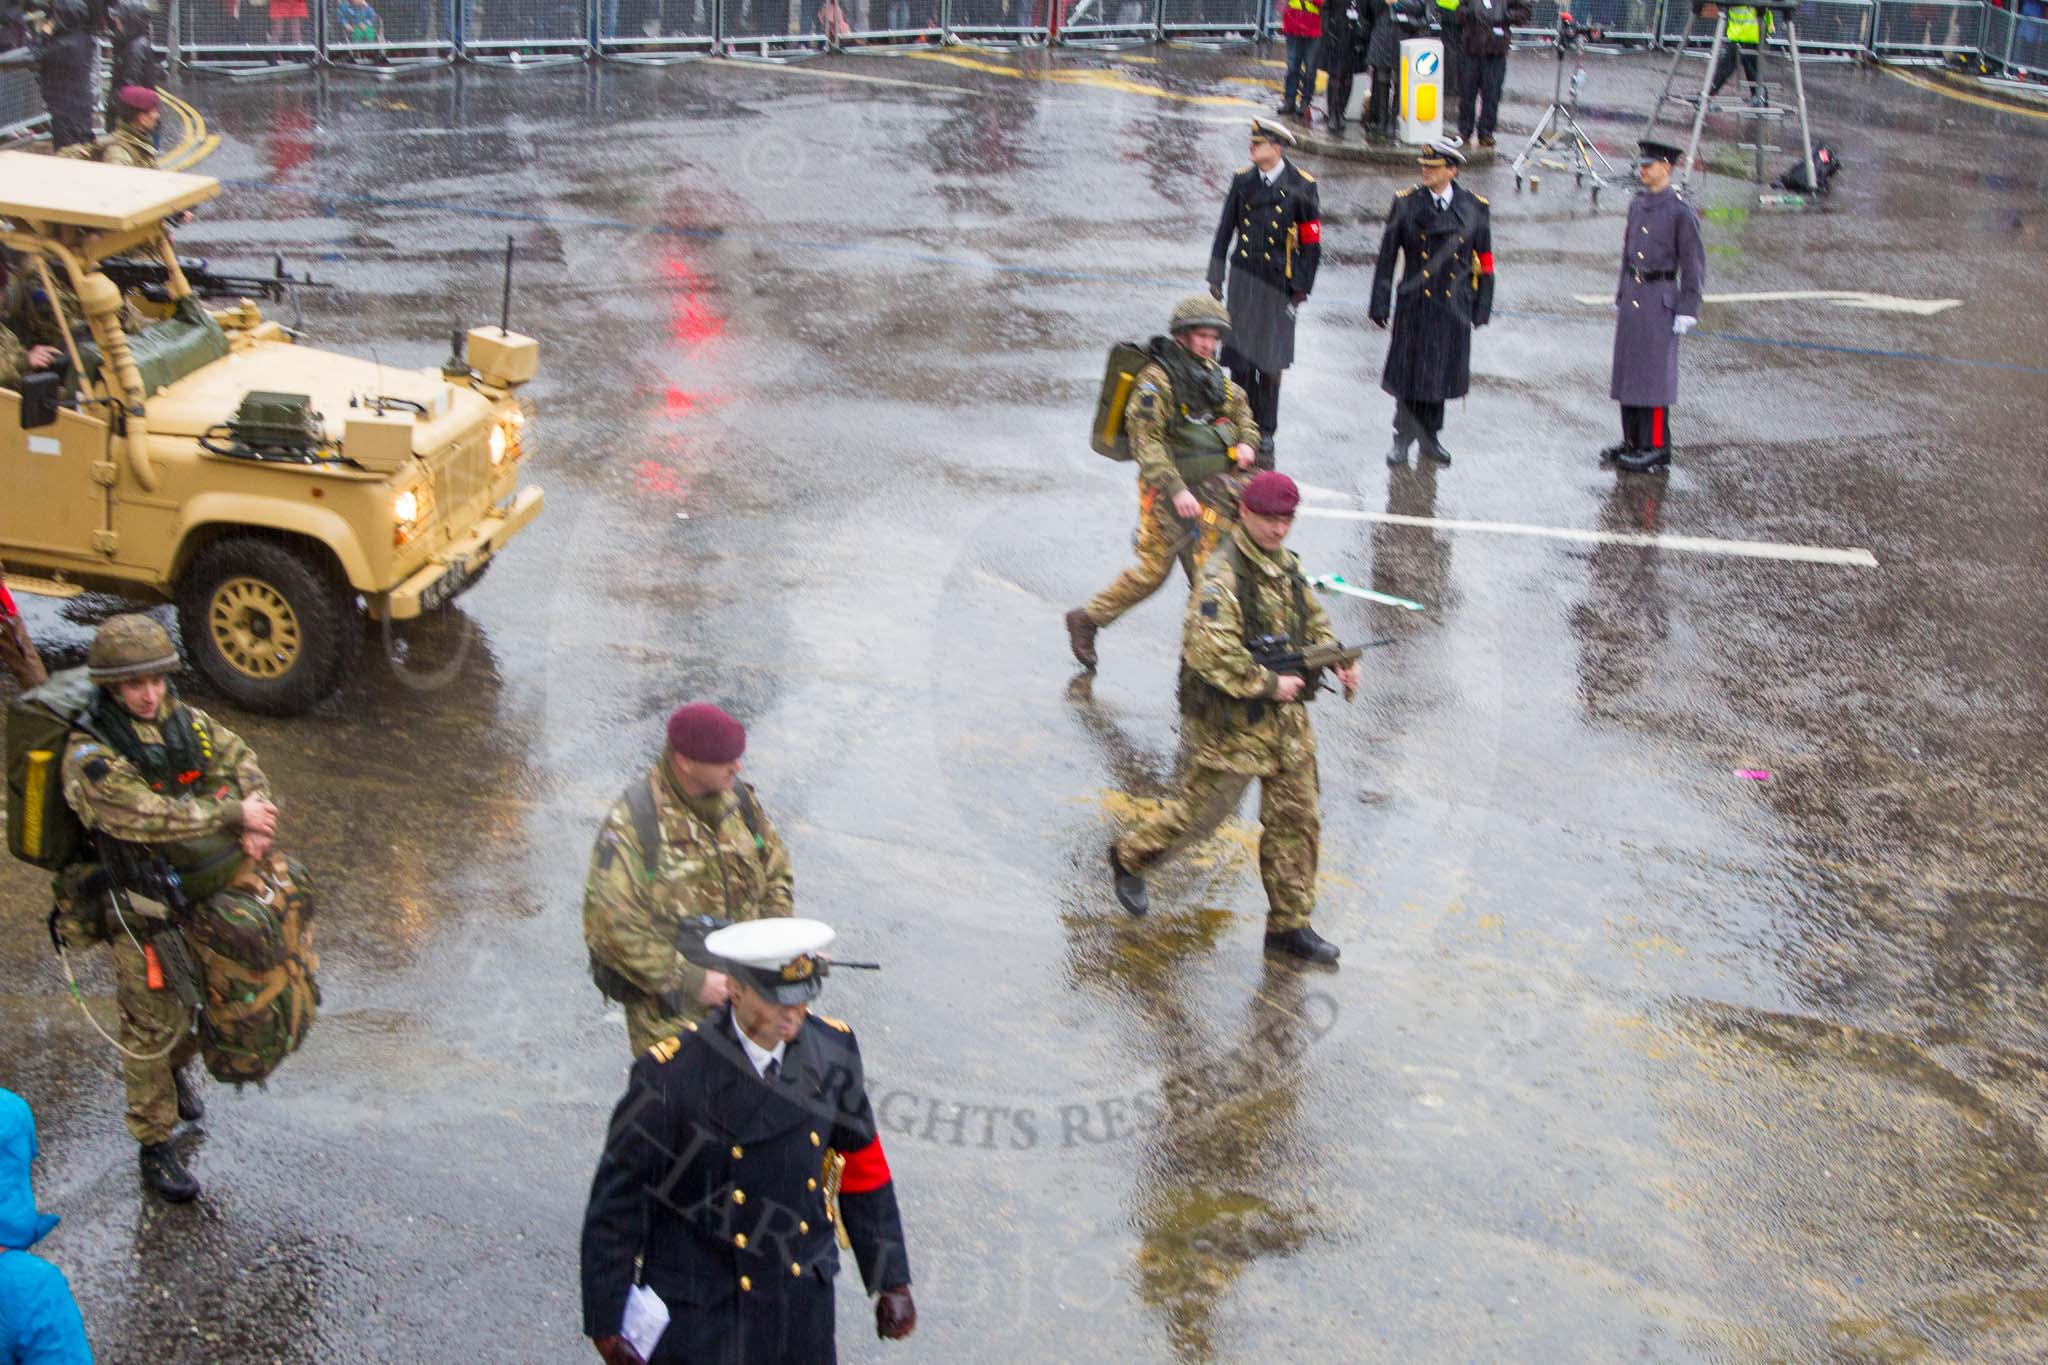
1248, 635, 1364, 701
100, 253, 332, 306
91, 831, 208, 1013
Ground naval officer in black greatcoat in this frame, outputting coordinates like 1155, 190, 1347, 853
1603, 139, 1708, 473
1368, 141, 1495, 467
581, 917, 917, 1365
1207, 117, 1324, 465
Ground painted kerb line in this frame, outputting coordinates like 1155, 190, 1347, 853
1294, 508, 1880, 568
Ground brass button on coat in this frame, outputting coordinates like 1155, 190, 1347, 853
735, 1233, 749, 1249
731, 1146, 744, 1159
810, 1132, 821, 1147
807, 1177, 818, 1191
791, 1263, 803, 1277
740, 1276, 752, 1292
799, 1221, 810, 1234
732, 1189, 746, 1205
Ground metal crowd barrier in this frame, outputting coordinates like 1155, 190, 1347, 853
0, 49, 49, 142
1871, 0, 1984, 61
117, 0, 2048, 86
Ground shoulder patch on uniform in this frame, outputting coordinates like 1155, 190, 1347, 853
1396, 186, 1415, 197
649, 1035, 682, 1063
83, 757, 110, 782
1296, 168, 1315, 183
1473, 193, 1489, 205
809, 1011, 852, 1033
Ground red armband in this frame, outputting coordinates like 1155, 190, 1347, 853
1477, 251, 1495, 275
0, 581, 17, 616
837, 1136, 893, 1194
1298, 219, 1321, 245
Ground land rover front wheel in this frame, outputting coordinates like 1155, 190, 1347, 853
177, 536, 356, 716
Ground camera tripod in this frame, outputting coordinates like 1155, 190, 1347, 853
1511, 17, 1622, 206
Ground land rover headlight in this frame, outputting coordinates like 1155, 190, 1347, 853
488, 425, 507, 466
395, 488, 421, 524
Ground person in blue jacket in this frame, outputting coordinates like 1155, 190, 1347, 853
0, 1089, 94, 1365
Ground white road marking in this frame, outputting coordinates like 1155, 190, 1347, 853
1570, 289, 1961, 316
1294, 507, 1880, 567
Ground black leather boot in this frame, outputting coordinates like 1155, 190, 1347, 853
1386, 436, 1411, 467
1264, 925, 1341, 964
1422, 434, 1451, 465
1109, 845, 1148, 917
1617, 446, 1672, 473
140, 1142, 200, 1203
1597, 442, 1637, 463
173, 1065, 204, 1123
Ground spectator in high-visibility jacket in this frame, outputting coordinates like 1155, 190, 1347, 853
1709, 3, 1773, 100
1279, 0, 1324, 123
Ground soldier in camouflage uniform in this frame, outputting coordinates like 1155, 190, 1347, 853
583, 703, 796, 1056
55, 86, 160, 169
1066, 295, 1261, 671
60, 615, 280, 1202
1109, 472, 1358, 965
0, 320, 62, 393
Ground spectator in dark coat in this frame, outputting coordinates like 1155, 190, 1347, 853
0, 1089, 94, 1365
33, 0, 97, 152
1456, 0, 1529, 147
105, 2, 161, 138
1319, 0, 1363, 133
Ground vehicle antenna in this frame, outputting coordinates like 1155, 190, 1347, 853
499, 235, 515, 337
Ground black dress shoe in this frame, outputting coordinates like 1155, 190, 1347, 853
1385, 438, 1411, 467
1109, 846, 1148, 916
1617, 446, 1672, 473
1597, 442, 1637, 463
1422, 436, 1451, 466
1264, 926, 1340, 964
140, 1142, 200, 1203
173, 1065, 204, 1123
1256, 433, 1276, 469
1276, 102, 1297, 116
1327, 116, 1346, 134
1064, 608, 1099, 671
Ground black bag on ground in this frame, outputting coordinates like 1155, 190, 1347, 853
1779, 142, 1842, 196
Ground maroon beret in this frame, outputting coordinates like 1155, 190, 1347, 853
666, 703, 746, 764
116, 85, 159, 115
1240, 471, 1300, 517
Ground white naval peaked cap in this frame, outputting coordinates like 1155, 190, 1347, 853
706, 917, 836, 968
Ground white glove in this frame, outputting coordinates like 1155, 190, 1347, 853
1673, 315, 1698, 336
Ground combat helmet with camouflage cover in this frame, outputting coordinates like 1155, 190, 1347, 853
87, 614, 179, 684
1169, 294, 1232, 337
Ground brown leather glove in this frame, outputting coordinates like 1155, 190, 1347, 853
593, 1335, 648, 1365
876, 1284, 917, 1340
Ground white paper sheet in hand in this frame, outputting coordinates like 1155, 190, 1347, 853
622, 1284, 670, 1359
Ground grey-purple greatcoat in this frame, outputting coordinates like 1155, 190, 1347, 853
1609, 186, 1706, 407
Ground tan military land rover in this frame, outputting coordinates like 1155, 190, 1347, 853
1, 151, 544, 715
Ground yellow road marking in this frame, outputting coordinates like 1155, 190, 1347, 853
156, 89, 220, 170
1880, 62, 2048, 120
905, 48, 1261, 106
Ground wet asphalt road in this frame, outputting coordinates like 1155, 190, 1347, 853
5, 39, 2048, 1364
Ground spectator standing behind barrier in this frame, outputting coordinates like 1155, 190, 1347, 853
1434, 0, 1466, 144
105, 4, 160, 142
1319, 0, 1362, 134
1278, 0, 1323, 123
269, 0, 308, 47
0, 1089, 95, 1365
31, 0, 96, 152
1456, 0, 1528, 148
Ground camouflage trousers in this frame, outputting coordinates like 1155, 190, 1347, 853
1084, 485, 1231, 629
1115, 754, 1320, 932
111, 935, 199, 1145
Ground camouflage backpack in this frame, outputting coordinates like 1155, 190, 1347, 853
180, 852, 320, 1085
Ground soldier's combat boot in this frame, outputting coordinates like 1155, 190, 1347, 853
173, 1065, 204, 1123
1109, 846, 1148, 917
1264, 925, 1340, 965
1064, 609, 1099, 671
1422, 434, 1452, 466
1617, 446, 1671, 474
139, 1141, 200, 1203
